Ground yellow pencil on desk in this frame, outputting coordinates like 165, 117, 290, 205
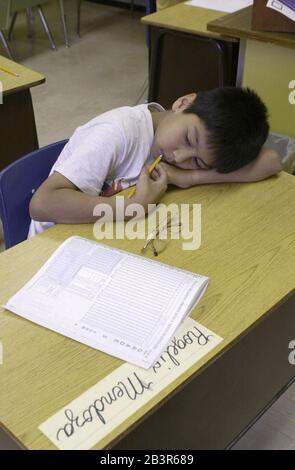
0, 66, 19, 77
128, 154, 163, 199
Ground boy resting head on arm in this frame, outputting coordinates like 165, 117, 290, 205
29, 87, 282, 237
150, 87, 281, 187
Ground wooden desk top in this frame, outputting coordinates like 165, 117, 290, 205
1, 173, 295, 449
0, 55, 45, 96
207, 6, 295, 49
141, 3, 237, 42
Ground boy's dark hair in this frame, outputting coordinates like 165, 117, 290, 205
184, 87, 269, 173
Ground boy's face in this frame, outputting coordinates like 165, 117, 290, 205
151, 94, 214, 170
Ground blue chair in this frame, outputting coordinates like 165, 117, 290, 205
0, 139, 67, 249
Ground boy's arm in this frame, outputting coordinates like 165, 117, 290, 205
29, 172, 117, 223
29, 167, 168, 223
161, 148, 283, 189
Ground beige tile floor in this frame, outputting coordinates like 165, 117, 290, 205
0, 0, 294, 451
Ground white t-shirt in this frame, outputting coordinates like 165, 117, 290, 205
28, 102, 164, 238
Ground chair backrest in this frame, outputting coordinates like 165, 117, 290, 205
0, 140, 68, 249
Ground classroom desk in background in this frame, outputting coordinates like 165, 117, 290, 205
0, 55, 45, 171
207, 6, 295, 140
0, 174, 295, 449
141, 3, 239, 108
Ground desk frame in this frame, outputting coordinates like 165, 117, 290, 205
0, 89, 39, 171
148, 26, 239, 108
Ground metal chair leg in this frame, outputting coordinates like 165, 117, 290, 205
8, 9, 35, 42
59, 0, 70, 47
37, 5, 57, 50
0, 31, 14, 59
8, 13, 18, 41
26, 7, 34, 39
77, 0, 82, 37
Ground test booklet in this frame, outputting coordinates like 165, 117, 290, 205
4, 236, 209, 369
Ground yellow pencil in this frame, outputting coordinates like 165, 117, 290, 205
128, 154, 163, 199
0, 66, 20, 77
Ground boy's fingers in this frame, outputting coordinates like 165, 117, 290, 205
138, 165, 149, 180
155, 165, 168, 188
155, 164, 167, 180
151, 167, 160, 179
150, 171, 158, 181
139, 164, 167, 186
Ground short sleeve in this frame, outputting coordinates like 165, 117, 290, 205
52, 122, 125, 196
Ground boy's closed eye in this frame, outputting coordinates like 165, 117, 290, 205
184, 134, 211, 170
195, 157, 213, 170
185, 134, 191, 146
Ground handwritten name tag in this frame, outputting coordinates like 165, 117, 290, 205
39, 318, 223, 450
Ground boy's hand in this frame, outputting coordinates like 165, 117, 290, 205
132, 164, 168, 209
154, 161, 196, 188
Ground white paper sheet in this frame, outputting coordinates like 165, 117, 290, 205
185, 0, 253, 13
266, 0, 295, 21
39, 317, 223, 450
4, 237, 209, 369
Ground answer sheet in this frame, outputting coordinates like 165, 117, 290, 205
4, 237, 209, 369
185, 0, 253, 13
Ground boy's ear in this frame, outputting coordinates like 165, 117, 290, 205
172, 93, 197, 113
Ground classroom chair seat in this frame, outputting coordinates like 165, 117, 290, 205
0, 140, 67, 249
